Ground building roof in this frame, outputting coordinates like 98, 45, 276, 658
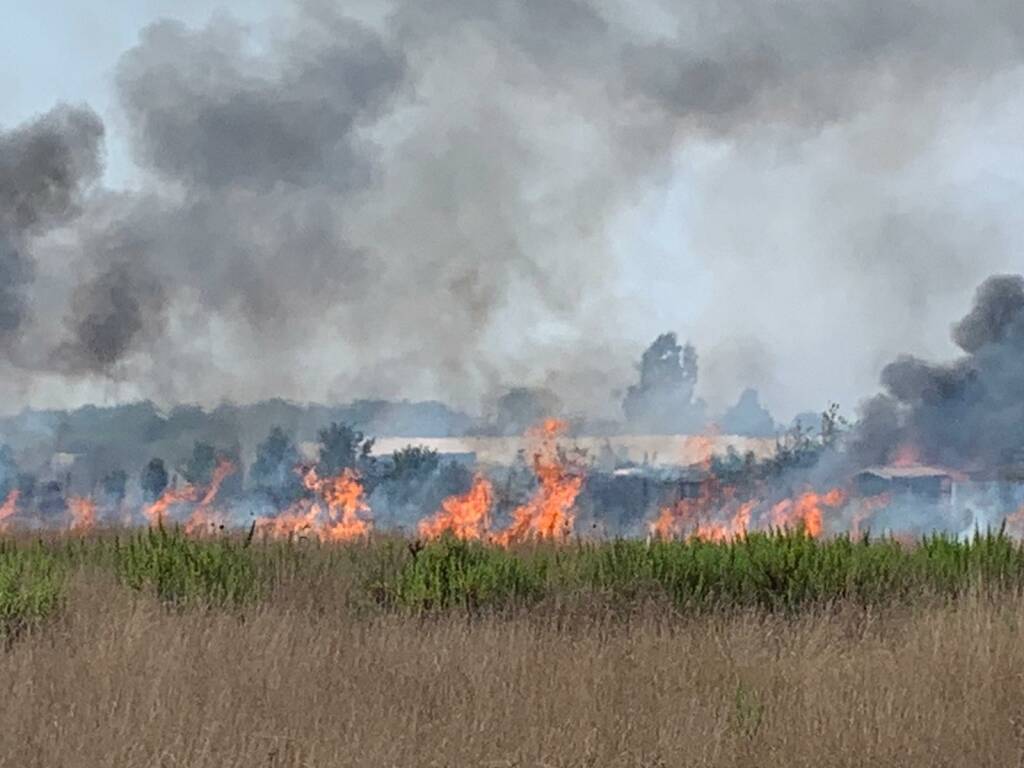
855, 464, 956, 481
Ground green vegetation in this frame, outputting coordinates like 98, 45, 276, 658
386, 529, 1024, 611
112, 525, 262, 607
0, 542, 66, 638
3, 528, 1024, 630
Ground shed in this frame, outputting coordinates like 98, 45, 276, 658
852, 465, 955, 501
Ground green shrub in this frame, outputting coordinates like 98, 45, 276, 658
112, 525, 262, 607
381, 530, 1024, 612
0, 544, 66, 638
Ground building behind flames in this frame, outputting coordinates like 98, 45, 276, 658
852, 465, 956, 503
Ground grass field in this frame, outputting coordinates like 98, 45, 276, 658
4, 528, 1024, 766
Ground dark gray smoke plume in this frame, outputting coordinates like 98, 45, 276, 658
0, 104, 103, 344
852, 275, 1024, 469
58, 262, 167, 373
4, 0, 1024, 417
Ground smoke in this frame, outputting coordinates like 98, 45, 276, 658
852, 274, 1024, 468
57, 262, 167, 374
0, 104, 103, 345
3, 0, 1024, 417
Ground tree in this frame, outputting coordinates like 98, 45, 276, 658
316, 422, 374, 477
492, 387, 561, 436
179, 441, 241, 496
181, 441, 217, 487
389, 445, 440, 480
622, 332, 706, 433
38, 480, 66, 520
141, 458, 169, 502
251, 427, 303, 505
719, 388, 777, 437
820, 402, 848, 449
101, 469, 127, 508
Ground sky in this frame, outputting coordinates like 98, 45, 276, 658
3, 0, 1024, 424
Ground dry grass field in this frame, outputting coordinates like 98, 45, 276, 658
3, 531, 1024, 766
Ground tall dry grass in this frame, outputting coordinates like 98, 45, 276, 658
3, 567, 1024, 767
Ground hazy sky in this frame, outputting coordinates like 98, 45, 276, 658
3, 1, 1024, 423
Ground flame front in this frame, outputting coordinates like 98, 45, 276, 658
418, 474, 493, 540
494, 419, 584, 546
769, 489, 846, 538
143, 484, 200, 527
68, 496, 97, 532
0, 490, 19, 531
183, 459, 235, 536
652, 486, 848, 542
256, 466, 372, 542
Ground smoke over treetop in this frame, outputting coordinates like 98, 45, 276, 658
2, 1, 1024, 415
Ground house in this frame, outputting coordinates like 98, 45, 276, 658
852, 465, 956, 502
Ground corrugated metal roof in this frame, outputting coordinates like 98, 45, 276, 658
855, 464, 954, 480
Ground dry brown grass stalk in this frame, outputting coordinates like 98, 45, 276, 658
2, 568, 1024, 766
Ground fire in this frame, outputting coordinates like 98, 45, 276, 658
651, 482, 849, 542
850, 494, 891, 540
649, 495, 754, 543
418, 474, 493, 540
143, 484, 199, 527
256, 466, 372, 542
891, 443, 921, 468
255, 504, 320, 539
1004, 504, 1024, 537
68, 496, 97, 532
183, 459, 235, 536
0, 490, 19, 531
312, 467, 373, 542
494, 419, 584, 546
688, 425, 720, 471
769, 488, 846, 538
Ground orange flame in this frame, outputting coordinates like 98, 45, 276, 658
255, 503, 320, 539
494, 419, 584, 546
769, 488, 846, 538
1003, 504, 1024, 537
891, 443, 920, 468
850, 493, 891, 540
143, 484, 199, 527
184, 459, 235, 536
689, 425, 720, 472
651, 482, 849, 542
649, 496, 754, 543
418, 474, 493, 541
68, 495, 97, 532
0, 490, 19, 531
256, 466, 372, 542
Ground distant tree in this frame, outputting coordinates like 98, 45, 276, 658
719, 388, 777, 437
622, 333, 705, 433
389, 445, 440, 480
181, 441, 217, 487
38, 480, 66, 520
251, 427, 304, 505
820, 402, 848, 449
316, 423, 374, 477
492, 388, 561, 436
101, 469, 128, 508
141, 458, 169, 502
